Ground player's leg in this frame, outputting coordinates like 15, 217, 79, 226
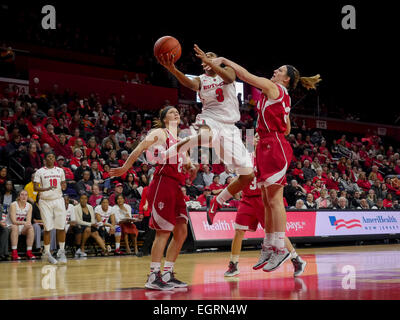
161, 219, 188, 288
131, 233, 139, 255
225, 229, 245, 277
54, 199, 68, 263
21, 224, 35, 259
10, 225, 21, 260
263, 184, 291, 272
38, 199, 58, 263
145, 230, 174, 290
80, 226, 91, 253
114, 226, 122, 255
90, 230, 107, 255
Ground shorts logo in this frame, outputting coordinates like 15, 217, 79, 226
158, 202, 164, 210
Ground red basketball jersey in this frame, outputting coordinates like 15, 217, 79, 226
242, 154, 261, 197
256, 83, 291, 137
153, 129, 186, 185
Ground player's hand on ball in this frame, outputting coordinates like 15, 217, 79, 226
158, 53, 176, 72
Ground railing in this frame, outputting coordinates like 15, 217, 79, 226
8, 157, 25, 184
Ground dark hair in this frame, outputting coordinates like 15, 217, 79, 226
100, 196, 109, 204
153, 106, 175, 128
115, 194, 125, 203
44, 151, 55, 159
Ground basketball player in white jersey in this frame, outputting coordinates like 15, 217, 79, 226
159, 44, 254, 224
7, 190, 36, 260
34, 151, 67, 264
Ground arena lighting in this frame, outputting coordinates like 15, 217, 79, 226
185, 74, 244, 104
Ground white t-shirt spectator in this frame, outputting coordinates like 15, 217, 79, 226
202, 172, 214, 187
112, 204, 132, 224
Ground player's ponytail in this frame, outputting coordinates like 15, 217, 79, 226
286, 65, 322, 91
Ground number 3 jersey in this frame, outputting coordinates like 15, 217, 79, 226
198, 74, 240, 124
34, 166, 65, 200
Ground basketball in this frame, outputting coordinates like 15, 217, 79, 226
154, 36, 181, 63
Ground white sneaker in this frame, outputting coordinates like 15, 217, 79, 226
75, 248, 87, 258
263, 248, 291, 272
57, 249, 67, 264
162, 271, 188, 288
145, 271, 175, 291
291, 256, 307, 277
42, 252, 58, 265
253, 245, 274, 270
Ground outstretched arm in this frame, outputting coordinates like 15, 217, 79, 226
210, 57, 280, 100
110, 129, 166, 177
158, 54, 200, 91
194, 44, 236, 84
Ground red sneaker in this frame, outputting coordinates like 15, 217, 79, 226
11, 250, 21, 261
26, 250, 36, 260
206, 197, 222, 225
114, 248, 122, 255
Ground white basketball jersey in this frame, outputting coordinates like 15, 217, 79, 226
198, 74, 240, 124
112, 204, 132, 223
6, 201, 31, 225
34, 166, 65, 200
95, 205, 114, 224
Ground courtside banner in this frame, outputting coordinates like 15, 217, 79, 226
188, 211, 316, 241
315, 211, 400, 236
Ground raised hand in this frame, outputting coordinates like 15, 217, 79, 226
158, 53, 176, 72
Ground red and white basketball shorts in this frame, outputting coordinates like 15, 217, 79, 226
234, 196, 265, 232
147, 175, 188, 232
256, 132, 293, 188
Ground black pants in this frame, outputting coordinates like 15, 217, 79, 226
0, 225, 10, 256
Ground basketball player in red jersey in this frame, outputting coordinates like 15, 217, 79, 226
158, 45, 254, 225
110, 106, 197, 290
207, 56, 321, 271
225, 134, 306, 277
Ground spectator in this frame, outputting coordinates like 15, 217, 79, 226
115, 127, 126, 145
74, 158, 91, 182
315, 189, 331, 209
383, 193, 393, 209
202, 164, 214, 187
357, 172, 372, 192
21, 143, 42, 180
192, 165, 206, 190
304, 193, 316, 209
74, 194, 108, 257
123, 173, 141, 200
90, 161, 104, 186
357, 198, 375, 210
375, 198, 385, 210
184, 178, 200, 200
311, 179, 323, 200
138, 185, 151, 233
335, 197, 349, 210
70, 149, 83, 171
112, 194, 139, 255
0, 166, 9, 194
328, 189, 339, 208
219, 165, 234, 185
63, 194, 80, 249
209, 175, 224, 195
284, 180, 306, 207
291, 199, 307, 210
366, 189, 377, 208
181, 186, 191, 202
197, 186, 212, 207
350, 191, 362, 209
24, 173, 38, 203
109, 182, 124, 206
302, 160, 316, 181
0, 180, 17, 211
88, 184, 103, 207
54, 133, 73, 159
292, 161, 305, 183
75, 170, 94, 197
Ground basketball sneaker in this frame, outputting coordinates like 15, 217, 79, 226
206, 196, 222, 225
145, 271, 175, 291
75, 248, 87, 258
224, 261, 240, 277
253, 245, 274, 270
57, 249, 67, 264
263, 248, 290, 272
26, 250, 36, 260
42, 252, 58, 265
162, 271, 188, 288
291, 255, 307, 277
11, 249, 21, 261
114, 248, 122, 255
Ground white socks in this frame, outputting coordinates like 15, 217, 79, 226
230, 255, 240, 263
150, 262, 161, 273
275, 232, 286, 251
163, 261, 175, 273
115, 243, 120, 250
44, 244, 51, 254
59, 242, 65, 250
216, 188, 233, 204
263, 233, 274, 248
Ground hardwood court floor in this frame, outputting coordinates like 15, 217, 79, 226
1, 244, 400, 300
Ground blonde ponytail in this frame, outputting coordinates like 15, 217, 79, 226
300, 74, 322, 90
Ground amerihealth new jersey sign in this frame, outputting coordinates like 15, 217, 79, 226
315, 211, 400, 236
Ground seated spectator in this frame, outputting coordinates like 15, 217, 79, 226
181, 186, 191, 202
0, 180, 17, 212
302, 159, 316, 181
366, 189, 377, 208
375, 198, 385, 210
316, 189, 331, 209
334, 197, 349, 210
63, 194, 80, 249
70, 149, 83, 171
109, 182, 124, 206
328, 189, 339, 208
284, 180, 306, 207
90, 160, 104, 186
74, 194, 108, 257
6, 190, 35, 260
113, 194, 140, 255
325, 172, 340, 191
304, 193, 316, 209
0, 166, 9, 194
54, 118, 70, 135
197, 186, 212, 207
0, 216, 9, 261
300, 150, 313, 164
291, 199, 307, 210
75, 170, 94, 197
192, 165, 206, 190
224, 176, 234, 188
74, 158, 91, 181
123, 173, 141, 200
312, 167, 326, 186
357, 172, 372, 192
383, 193, 393, 209
21, 143, 42, 180
202, 164, 214, 187
219, 165, 234, 185
88, 184, 103, 207
107, 150, 120, 169
68, 128, 86, 148
94, 197, 120, 254
40, 124, 60, 149
357, 198, 375, 210
302, 179, 313, 194
292, 161, 305, 183
184, 178, 200, 200
311, 179, 323, 200
209, 175, 224, 195
350, 191, 362, 208
115, 127, 126, 145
